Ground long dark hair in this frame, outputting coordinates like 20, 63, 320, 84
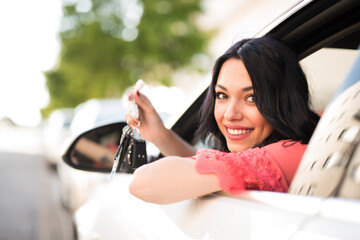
196, 35, 320, 152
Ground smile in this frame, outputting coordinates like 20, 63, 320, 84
227, 128, 253, 136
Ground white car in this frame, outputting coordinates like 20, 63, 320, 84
58, 99, 127, 212
41, 108, 74, 167
63, 0, 360, 239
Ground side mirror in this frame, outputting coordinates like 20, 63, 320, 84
62, 122, 136, 173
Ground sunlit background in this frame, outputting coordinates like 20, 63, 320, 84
0, 0, 297, 128
0, 0, 62, 127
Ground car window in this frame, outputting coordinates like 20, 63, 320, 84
289, 42, 360, 198
301, 47, 359, 113
191, 47, 360, 151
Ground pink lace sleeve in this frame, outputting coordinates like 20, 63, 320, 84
193, 147, 285, 194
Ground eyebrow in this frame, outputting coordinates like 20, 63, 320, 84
215, 84, 253, 92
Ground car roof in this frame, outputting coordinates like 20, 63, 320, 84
263, 0, 360, 59
171, 0, 360, 144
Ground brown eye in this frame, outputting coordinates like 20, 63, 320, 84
216, 92, 227, 100
245, 95, 255, 103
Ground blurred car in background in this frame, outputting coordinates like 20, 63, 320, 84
41, 108, 74, 167
69, 98, 128, 137
62, 0, 360, 239
58, 98, 127, 212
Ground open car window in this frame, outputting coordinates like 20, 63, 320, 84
290, 46, 360, 198
192, 47, 360, 151
301, 47, 359, 113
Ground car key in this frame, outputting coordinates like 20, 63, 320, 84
109, 125, 132, 179
110, 80, 146, 179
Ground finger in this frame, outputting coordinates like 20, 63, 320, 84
133, 90, 153, 111
124, 112, 131, 121
125, 88, 135, 101
126, 115, 140, 128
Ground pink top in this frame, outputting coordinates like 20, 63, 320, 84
191, 140, 306, 194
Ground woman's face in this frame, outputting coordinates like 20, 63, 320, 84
214, 58, 273, 152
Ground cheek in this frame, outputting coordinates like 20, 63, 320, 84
265, 123, 274, 136
214, 103, 224, 123
248, 109, 272, 131
255, 114, 273, 136
214, 103, 223, 125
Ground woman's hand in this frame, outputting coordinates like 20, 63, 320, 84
125, 89, 167, 145
125, 89, 196, 157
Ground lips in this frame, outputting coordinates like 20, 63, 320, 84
224, 126, 254, 140
227, 128, 253, 136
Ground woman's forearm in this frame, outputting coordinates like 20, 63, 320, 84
152, 128, 197, 157
129, 156, 221, 204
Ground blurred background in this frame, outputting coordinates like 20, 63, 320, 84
0, 0, 300, 129
3, 0, 352, 239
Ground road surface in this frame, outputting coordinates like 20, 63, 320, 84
0, 125, 74, 240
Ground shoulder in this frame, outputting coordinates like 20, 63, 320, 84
262, 140, 307, 158
262, 140, 307, 187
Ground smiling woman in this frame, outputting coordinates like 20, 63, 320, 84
127, 35, 320, 204
213, 59, 273, 153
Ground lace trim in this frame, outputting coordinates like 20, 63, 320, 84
195, 148, 285, 194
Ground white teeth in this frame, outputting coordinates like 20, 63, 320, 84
227, 128, 253, 135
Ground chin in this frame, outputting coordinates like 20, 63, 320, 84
227, 139, 261, 153
227, 144, 249, 153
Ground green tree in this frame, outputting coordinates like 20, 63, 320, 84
42, 0, 210, 117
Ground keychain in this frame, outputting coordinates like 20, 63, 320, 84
109, 125, 132, 179
109, 80, 147, 180
126, 130, 147, 169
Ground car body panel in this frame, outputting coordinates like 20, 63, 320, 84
41, 108, 74, 166
74, 175, 360, 240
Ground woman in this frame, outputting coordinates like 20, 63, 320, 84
126, 36, 319, 204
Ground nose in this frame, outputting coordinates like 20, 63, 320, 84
223, 99, 243, 120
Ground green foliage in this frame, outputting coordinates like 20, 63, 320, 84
42, 0, 210, 118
